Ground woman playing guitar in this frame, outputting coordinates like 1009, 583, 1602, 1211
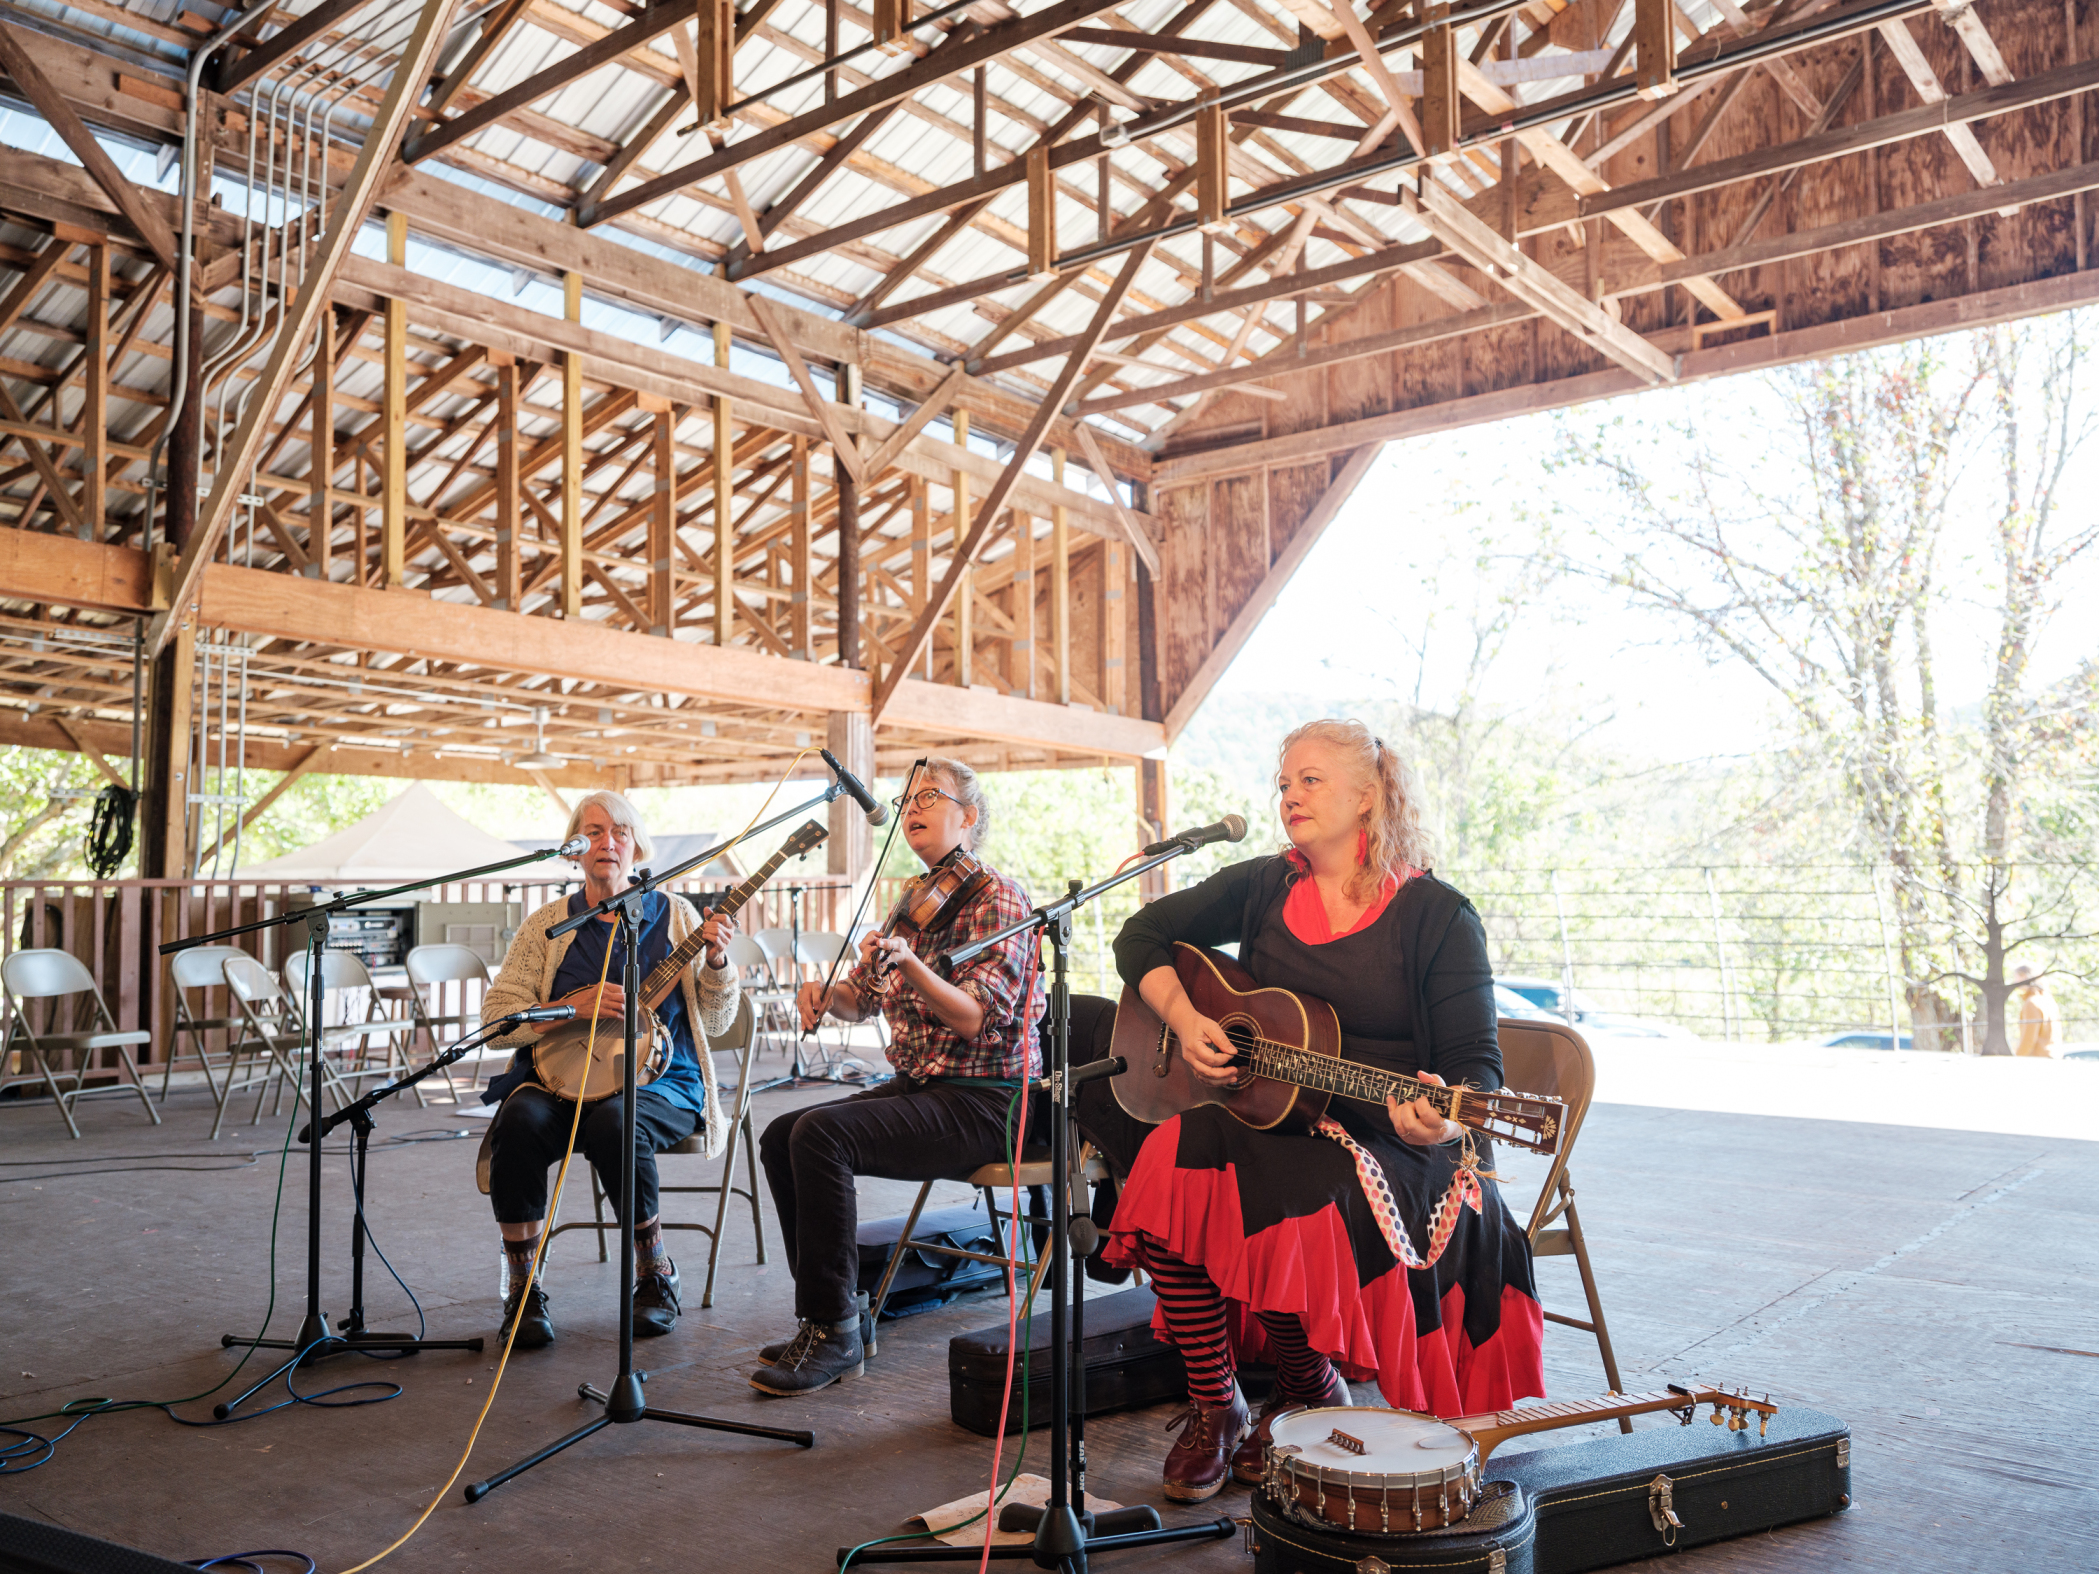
755, 757, 1046, 1397
1103, 720, 1546, 1503
479, 790, 740, 1349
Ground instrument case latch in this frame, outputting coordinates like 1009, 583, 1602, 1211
1648, 1473, 1684, 1546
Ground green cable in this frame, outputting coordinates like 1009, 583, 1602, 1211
837, 1086, 1040, 1571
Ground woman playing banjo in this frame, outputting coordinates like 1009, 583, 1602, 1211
755, 757, 1045, 1397
1103, 720, 1545, 1503
480, 790, 740, 1349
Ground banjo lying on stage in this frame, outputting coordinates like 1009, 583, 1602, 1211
1110, 942, 1566, 1156
531, 819, 828, 1101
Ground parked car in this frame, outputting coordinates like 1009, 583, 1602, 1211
1493, 984, 1560, 1023
2061, 1046, 2097, 1063
1495, 975, 1698, 1041
1812, 1030, 1913, 1051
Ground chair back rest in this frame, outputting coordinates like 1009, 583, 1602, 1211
285, 948, 376, 997
223, 953, 287, 1008
406, 943, 490, 987
751, 927, 798, 972
172, 945, 248, 992
710, 995, 762, 1114
796, 930, 847, 968
724, 932, 771, 978
2, 948, 94, 1000
1495, 1017, 1597, 1241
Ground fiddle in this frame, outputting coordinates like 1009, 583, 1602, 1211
868, 848, 994, 982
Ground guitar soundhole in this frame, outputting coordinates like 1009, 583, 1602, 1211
1221, 1019, 1260, 1084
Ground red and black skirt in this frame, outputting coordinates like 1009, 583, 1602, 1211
1102, 1106, 1546, 1416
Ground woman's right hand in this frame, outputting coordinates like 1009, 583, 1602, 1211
1170, 1005, 1242, 1087
797, 980, 831, 1031
550, 983, 624, 1027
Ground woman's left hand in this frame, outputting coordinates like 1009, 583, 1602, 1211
699, 910, 738, 968
868, 933, 919, 982
1388, 1070, 1462, 1147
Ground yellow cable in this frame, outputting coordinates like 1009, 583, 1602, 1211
341, 750, 819, 1572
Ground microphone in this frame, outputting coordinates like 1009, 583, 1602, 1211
1143, 814, 1247, 856
555, 834, 589, 858
503, 1004, 577, 1023
821, 747, 890, 825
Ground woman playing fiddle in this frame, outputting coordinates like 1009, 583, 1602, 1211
1102, 719, 1545, 1502
751, 757, 1046, 1396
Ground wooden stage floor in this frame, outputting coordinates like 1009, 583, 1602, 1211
2, 1050, 2094, 1573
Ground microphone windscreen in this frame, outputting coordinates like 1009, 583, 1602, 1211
1222, 814, 1248, 842
867, 802, 891, 827
557, 834, 589, 857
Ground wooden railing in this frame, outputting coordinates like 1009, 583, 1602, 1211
1, 875, 864, 1089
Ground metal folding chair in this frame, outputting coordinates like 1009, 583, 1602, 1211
1496, 1016, 1628, 1421
727, 932, 792, 1054
404, 943, 498, 1101
544, 997, 769, 1308
1, 949, 159, 1138
164, 944, 255, 1122
221, 953, 353, 1139
283, 949, 424, 1099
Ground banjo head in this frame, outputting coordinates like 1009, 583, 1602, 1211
1264, 1406, 1482, 1534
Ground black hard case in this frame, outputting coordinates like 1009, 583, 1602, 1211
855, 1199, 1008, 1317
1249, 1481, 1538, 1574
948, 1285, 1188, 1436
1492, 1404, 1851, 1573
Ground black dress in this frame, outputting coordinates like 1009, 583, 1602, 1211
1101, 855, 1545, 1415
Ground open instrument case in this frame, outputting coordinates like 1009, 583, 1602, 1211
1246, 1405, 1850, 1574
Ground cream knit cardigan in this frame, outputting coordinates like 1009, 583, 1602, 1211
482, 893, 741, 1160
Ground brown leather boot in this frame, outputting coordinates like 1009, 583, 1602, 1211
1163, 1385, 1251, 1503
1231, 1369, 1350, 1484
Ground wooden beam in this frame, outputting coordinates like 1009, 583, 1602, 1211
1162, 446, 1381, 738
790, 435, 812, 659
311, 304, 335, 581
0, 23, 178, 272
383, 214, 408, 587
525, 767, 573, 816
53, 717, 124, 787
214, 0, 381, 93
149, 0, 457, 656
650, 403, 675, 635
1050, 448, 1070, 707
426, 0, 534, 118
859, 364, 966, 481
197, 746, 322, 862
494, 359, 522, 611
0, 239, 70, 338
1057, 28, 1285, 67
952, 409, 973, 687
81, 243, 108, 541
1073, 423, 1159, 577
562, 274, 584, 620
748, 294, 864, 481
870, 241, 1153, 724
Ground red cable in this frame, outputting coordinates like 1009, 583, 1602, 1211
978, 1067, 1029, 1574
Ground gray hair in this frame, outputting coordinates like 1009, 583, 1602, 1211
921, 756, 991, 851
564, 789, 654, 862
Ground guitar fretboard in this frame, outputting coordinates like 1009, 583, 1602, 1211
1171, 1032, 1457, 1117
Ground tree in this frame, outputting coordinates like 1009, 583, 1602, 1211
1553, 313, 2099, 1049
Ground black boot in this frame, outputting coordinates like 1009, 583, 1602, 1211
749, 1315, 864, 1395
759, 1292, 867, 1364
634, 1260, 681, 1338
500, 1282, 554, 1350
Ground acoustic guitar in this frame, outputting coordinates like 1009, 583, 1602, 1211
1109, 942, 1565, 1156
532, 819, 828, 1101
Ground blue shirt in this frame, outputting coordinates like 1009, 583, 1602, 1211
515, 890, 706, 1117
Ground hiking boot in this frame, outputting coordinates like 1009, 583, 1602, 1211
759, 1292, 869, 1364
749, 1316, 864, 1396
500, 1282, 554, 1350
1163, 1385, 1251, 1503
1232, 1368, 1349, 1484
633, 1261, 681, 1338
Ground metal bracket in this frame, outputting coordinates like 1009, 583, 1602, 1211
1648, 1473, 1683, 1546
1351, 1557, 1390, 1574
1836, 1438, 1850, 1470
1488, 1550, 1506, 1574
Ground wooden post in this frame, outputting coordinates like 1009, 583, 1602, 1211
650, 402, 676, 636
1635, 0, 1679, 98
693, 0, 735, 125
1102, 531, 1126, 716
82, 243, 108, 541
712, 319, 733, 647
910, 475, 931, 679
951, 409, 972, 686
790, 435, 811, 658
494, 355, 521, 611
1050, 447, 1070, 706
872, 0, 905, 52
1138, 758, 1170, 902
383, 213, 407, 587
1014, 512, 1035, 699
561, 270, 583, 618
1421, 19, 1460, 159
837, 359, 861, 669
310, 304, 334, 580
826, 710, 873, 879
1026, 145, 1057, 280
144, 312, 200, 882
1196, 96, 1230, 232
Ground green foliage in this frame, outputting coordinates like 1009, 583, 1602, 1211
0, 747, 110, 879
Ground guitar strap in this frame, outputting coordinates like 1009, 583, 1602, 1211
1312, 1116, 1484, 1271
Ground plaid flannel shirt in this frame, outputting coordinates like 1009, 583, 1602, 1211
847, 866, 1045, 1082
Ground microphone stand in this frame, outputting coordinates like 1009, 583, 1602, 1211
463, 795, 840, 1504
161, 843, 593, 1417
834, 838, 1238, 1573
208, 1021, 526, 1417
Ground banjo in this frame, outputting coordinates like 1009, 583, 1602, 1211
1263, 1387, 1779, 1536
532, 819, 828, 1101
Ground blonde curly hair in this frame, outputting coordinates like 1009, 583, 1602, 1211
1278, 718, 1431, 904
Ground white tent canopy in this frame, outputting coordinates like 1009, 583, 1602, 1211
234, 783, 534, 883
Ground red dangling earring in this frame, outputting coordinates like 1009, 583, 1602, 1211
1356, 828, 1369, 865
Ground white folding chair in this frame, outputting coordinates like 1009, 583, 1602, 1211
222, 954, 352, 1137
1, 949, 159, 1138
164, 944, 254, 1123
283, 949, 424, 1099
728, 932, 792, 1054
404, 943, 498, 1101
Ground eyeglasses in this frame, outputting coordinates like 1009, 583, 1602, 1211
890, 787, 965, 814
